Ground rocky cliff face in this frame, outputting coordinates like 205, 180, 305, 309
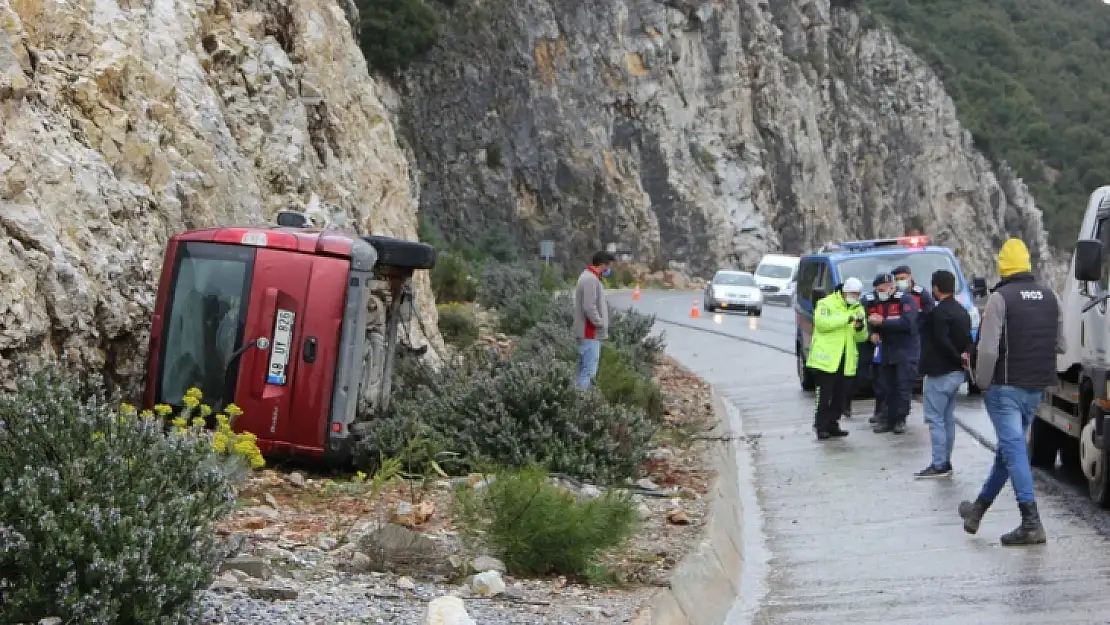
401, 0, 1054, 278
0, 0, 440, 390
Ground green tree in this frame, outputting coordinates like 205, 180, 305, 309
358, 0, 441, 73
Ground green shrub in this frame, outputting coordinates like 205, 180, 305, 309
498, 289, 553, 336
436, 302, 479, 347
356, 355, 653, 482
454, 465, 637, 577
607, 264, 637, 288
477, 262, 539, 309
430, 252, 478, 303
0, 365, 237, 624
357, 0, 441, 73
595, 345, 664, 421
539, 263, 564, 291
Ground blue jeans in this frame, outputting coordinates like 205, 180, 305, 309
978, 385, 1043, 505
923, 371, 964, 468
576, 339, 601, 389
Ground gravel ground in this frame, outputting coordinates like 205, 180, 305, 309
197, 357, 714, 624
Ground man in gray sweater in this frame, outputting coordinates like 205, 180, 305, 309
573, 251, 615, 389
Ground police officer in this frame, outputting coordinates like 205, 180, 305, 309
807, 277, 869, 440
852, 284, 885, 423
893, 264, 935, 395
867, 273, 919, 434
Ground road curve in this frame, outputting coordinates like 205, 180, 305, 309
612, 289, 1110, 625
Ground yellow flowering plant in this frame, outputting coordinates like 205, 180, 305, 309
135, 387, 264, 473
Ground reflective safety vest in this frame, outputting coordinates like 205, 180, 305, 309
807, 292, 869, 375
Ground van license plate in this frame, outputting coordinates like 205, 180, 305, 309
267, 309, 295, 385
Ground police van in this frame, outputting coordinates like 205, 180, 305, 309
793, 236, 986, 394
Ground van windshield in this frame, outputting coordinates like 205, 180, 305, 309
714, 272, 756, 286
835, 251, 962, 291
159, 242, 255, 410
756, 263, 794, 280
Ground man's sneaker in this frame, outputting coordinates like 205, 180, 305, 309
815, 430, 831, 440
872, 422, 894, 433
914, 465, 952, 479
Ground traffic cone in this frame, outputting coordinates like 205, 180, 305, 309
632, 283, 642, 301
689, 299, 700, 319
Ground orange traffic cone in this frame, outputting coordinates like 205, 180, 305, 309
689, 298, 700, 319
632, 284, 642, 301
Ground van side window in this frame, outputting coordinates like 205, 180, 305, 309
1098, 216, 1110, 291
816, 262, 835, 295
796, 260, 818, 302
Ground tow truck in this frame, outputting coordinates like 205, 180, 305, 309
143, 211, 437, 464
1028, 186, 1110, 507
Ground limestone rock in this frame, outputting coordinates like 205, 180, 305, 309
424, 595, 477, 625
0, 0, 442, 389
401, 0, 1057, 279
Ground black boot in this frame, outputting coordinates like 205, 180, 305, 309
957, 497, 991, 535
828, 422, 850, 437
872, 420, 894, 433
891, 420, 906, 435
1000, 502, 1047, 546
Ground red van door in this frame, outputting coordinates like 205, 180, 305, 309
232, 249, 348, 454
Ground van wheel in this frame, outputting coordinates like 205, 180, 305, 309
797, 345, 815, 392
362, 235, 438, 270
1027, 417, 1060, 469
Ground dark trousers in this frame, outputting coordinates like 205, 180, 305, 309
815, 360, 850, 433
881, 360, 914, 425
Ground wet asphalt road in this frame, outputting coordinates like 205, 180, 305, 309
611, 290, 1110, 625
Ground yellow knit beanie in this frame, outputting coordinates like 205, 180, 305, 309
997, 238, 1032, 278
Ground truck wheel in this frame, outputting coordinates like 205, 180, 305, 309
362, 235, 438, 270
1080, 404, 1110, 508
1027, 417, 1060, 469
797, 345, 815, 392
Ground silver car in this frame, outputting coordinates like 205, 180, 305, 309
703, 270, 763, 316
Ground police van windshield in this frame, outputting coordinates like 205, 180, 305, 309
756, 263, 794, 279
835, 251, 963, 292
159, 242, 255, 410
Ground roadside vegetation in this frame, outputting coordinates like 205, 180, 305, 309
355, 0, 458, 73
0, 369, 264, 623
862, 0, 1110, 246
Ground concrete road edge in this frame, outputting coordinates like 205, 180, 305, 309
634, 389, 765, 625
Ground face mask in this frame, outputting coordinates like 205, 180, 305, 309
895, 279, 911, 290
601, 267, 612, 278
844, 296, 859, 306
877, 290, 892, 302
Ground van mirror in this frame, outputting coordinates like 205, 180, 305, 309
812, 287, 828, 302
1075, 239, 1103, 283
971, 276, 988, 299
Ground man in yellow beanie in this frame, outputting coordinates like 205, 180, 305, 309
958, 237, 1064, 546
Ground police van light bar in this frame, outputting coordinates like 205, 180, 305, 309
897, 235, 929, 247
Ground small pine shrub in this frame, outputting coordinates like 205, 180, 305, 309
513, 320, 578, 364
539, 263, 564, 291
430, 252, 478, 303
356, 356, 653, 482
436, 302, 480, 347
595, 345, 665, 421
0, 365, 240, 624
477, 262, 540, 310
357, 0, 441, 73
453, 465, 638, 577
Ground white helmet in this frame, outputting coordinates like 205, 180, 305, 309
842, 277, 863, 295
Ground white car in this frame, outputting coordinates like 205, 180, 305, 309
703, 270, 763, 316
754, 254, 800, 306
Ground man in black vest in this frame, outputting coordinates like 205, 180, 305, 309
958, 238, 1064, 546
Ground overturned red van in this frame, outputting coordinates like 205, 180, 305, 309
143, 212, 437, 462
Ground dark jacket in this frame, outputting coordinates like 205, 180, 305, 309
863, 289, 920, 364
920, 297, 971, 376
974, 273, 1064, 389
905, 283, 936, 331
